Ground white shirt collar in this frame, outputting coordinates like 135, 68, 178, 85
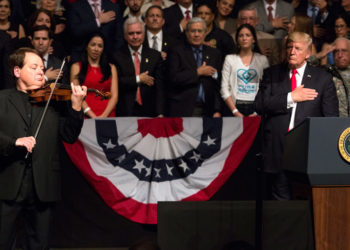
43, 53, 49, 68
179, 4, 193, 18
289, 61, 307, 83
147, 30, 163, 50
128, 45, 143, 56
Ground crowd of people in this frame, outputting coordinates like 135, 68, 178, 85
0, 0, 350, 249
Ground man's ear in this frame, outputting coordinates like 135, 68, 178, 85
13, 66, 21, 78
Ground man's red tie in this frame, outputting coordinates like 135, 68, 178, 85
267, 6, 273, 22
185, 10, 191, 20
291, 69, 297, 91
133, 51, 142, 106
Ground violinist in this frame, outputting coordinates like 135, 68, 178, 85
70, 32, 118, 118
0, 47, 87, 249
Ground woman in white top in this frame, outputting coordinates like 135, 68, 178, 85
221, 23, 269, 117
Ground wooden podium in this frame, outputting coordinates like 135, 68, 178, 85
283, 117, 350, 250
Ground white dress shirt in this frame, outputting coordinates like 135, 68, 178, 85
147, 30, 163, 52
287, 62, 307, 130
128, 45, 143, 83
263, 0, 277, 19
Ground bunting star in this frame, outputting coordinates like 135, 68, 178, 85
103, 139, 116, 149
133, 159, 146, 174
203, 135, 216, 146
154, 168, 161, 178
115, 154, 126, 164
191, 151, 201, 162
179, 160, 189, 173
166, 164, 173, 176
145, 167, 152, 177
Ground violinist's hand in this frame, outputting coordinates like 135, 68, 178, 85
15, 136, 36, 153
70, 82, 87, 111
45, 67, 62, 81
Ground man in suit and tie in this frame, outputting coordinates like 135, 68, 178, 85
113, 17, 164, 116
144, 5, 174, 61
255, 32, 339, 200
248, 0, 294, 40
0, 47, 86, 249
68, 0, 124, 62
30, 25, 69, 84
164, 0, 194, 41
236, 6, 280, 65
167, 17, 222, 117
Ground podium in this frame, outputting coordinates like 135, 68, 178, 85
283, 117, 350, 250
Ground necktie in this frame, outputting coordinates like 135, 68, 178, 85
291, 69, 298, 91
267, 6, 273, 22
185, 10, 191, 20
92, 0, 99, 18
311, 7, 317, 23
133, 51, 142, 105
152, 35, 158, 50
194, 49, 205, 103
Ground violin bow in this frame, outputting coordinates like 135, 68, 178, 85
25, 57, 66, 159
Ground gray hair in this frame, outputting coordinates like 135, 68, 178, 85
36, 0, 64, 11
238, 5, 259, 19
123, 16, 145, 34
186, 17, 207, 32
334, 37, 350, 49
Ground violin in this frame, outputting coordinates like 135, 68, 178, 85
28, 83, 111, 103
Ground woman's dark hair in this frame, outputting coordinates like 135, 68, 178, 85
27, 8, 56, 35
78, 32, 111, 84
334, 13, 350, 29
235, 23, 261, 54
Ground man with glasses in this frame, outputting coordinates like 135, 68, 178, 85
167, 17, 222, 117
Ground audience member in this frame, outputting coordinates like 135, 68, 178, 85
167, 17, 222, 117
68, 0, 124, 63
164, 0, 194, 42
112, 17, 164, 117
214, 0, 237, 36
221, 24, 269, 117
27, 9, 66, 59
0, 47, 86, 250
71, 32, 118, 118
196, 2, 236, 61
30, 25, 68, 84
248, 0, 294, 40
144, 5, 174, 61
236, 6, 280, 65
139, 0, 174, 17
255, 32, 339, 200
0, 0, 26, 48
332, 37, 350, 116
123, 0, 144, 20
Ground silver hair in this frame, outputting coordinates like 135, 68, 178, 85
36, 0, 64, 11
238, 5, 259, 19
123, 16, 145, 34
186, 17, 207, 32
334, 37, 350, 49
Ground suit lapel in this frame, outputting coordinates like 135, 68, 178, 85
8, 90, 30, 126
295, 64, 313, 117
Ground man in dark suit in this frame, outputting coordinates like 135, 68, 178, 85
113, 17, 164, 116
249, 0, 294, 39
164, 0, 194, 42
68, 0, 124, 62
144, 5, 175, 61
30, 25, 69, 84
167, 17, 222, 117
255, 32, 339, 200
0, 48, 86, 249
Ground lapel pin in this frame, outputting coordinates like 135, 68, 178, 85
164, 42, 167, 46
145, 58, 149, 63
307, 74, 311, 78
206, 55, 209, 60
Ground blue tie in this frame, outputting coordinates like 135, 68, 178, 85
194, 49, 205, 103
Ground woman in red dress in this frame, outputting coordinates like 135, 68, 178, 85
70, 33, 118, 118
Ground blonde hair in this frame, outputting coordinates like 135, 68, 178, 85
287, 32, 313, 51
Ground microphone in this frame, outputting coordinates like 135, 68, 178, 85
322, 64, 343, 79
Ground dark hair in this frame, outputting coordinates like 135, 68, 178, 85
335, 13, 350, 29
145, 5, 164, 18
27, 8, 56, 35
9, 47, 42, 77
235, 23, 261, 54
31, 25, 53, 39
196, 1, 216, 14
77, 32, 111, 84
